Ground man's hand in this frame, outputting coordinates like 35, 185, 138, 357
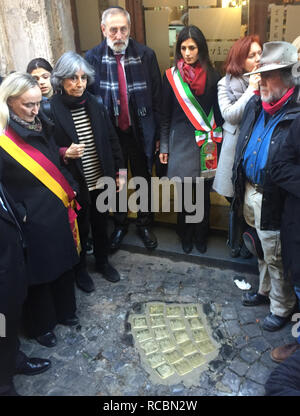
249, 73, 261, 90
159, 153, 168, 164
116, 176, 126, 193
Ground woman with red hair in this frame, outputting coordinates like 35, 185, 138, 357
213, 35, 262, 257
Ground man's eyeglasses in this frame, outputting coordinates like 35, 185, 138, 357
108, 26, 128, 36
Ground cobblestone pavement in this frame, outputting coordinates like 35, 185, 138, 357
15, 250, 296, 396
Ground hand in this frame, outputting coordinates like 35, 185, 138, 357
155, 140, 160, 153
249, 73, 261, 90
159, 153, 168, 164
65, 143, 85, 159
116, 176, 126, 193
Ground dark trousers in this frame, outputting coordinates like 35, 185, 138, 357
0, 334, 30, 395
0, 319, 19, 391
177, 180, 211, 243
114, 127, 153, 229
76, 189, 109, 270
22, 269, 76, 338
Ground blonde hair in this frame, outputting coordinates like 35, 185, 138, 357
292, 36, 300, 58
0, 72, 38, 133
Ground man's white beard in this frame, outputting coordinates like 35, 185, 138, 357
260, 86, 288, 103
107, 37, 129, 53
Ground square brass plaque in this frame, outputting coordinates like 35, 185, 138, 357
183, 305, 199, 317
149, 304, 165, 315
192, 328, 209, 343
135, 329, 152, 342
139, 339, 159, 355
188, 352, 206, 368
179, 341, 198, 357
133, 317, 148, 329
155, 363, 175, 379
166, 306, 182, 317
173, 358, 193, 376
197, 340, 216, 354
153, 327, 169, 340
158, 338, 176, 353
150, 315, 166, 328
173, 330, 190, 344
188, 317, 204, 330
147, 353, 166, 369
169, 318, 186, 331
164, 349, 182, 365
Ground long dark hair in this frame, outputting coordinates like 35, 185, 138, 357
175, 25, 213, 71
26, 58, 53, 74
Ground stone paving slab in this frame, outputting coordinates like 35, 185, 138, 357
14, 250, 296, 396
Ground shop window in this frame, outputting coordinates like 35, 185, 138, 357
143, 0, 249, 75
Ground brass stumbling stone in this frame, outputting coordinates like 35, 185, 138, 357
128, 302, 220, 386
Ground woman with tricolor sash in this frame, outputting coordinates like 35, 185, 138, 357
159, 26, 223, 254
0, 72, 80, 348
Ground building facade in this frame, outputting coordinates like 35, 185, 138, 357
1, 0, 299, 229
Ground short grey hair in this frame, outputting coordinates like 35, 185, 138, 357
101, 7, 131, 26
51, 51, 95, 93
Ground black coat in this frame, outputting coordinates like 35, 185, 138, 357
85, 39, 162, 173
265, 349, 300, 396
270, 115, 300, 285
50, 92, 124, 207
0, 180, 27, 320
232, 88, 300, 231
0, 117, 79, 286
160, 68, 223, 180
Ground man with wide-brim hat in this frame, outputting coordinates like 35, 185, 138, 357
231, 41, 300, 332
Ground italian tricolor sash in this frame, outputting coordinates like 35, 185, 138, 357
166, 67, 222, 177
0, 127, 81, 254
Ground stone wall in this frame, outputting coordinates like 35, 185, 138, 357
0, 0, 75, 76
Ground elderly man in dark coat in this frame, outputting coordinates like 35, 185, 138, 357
232, 41, 300, 331
85, 6, 162, 252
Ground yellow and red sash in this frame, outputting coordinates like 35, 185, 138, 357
0, 127, 81, 254
166, 67, 222, 177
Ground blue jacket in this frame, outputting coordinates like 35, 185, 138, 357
232, 88, 300, 231
85, 38, 162, 173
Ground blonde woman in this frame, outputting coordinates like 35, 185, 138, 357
0, 72, 79, 348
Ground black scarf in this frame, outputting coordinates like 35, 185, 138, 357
60, 90, 88, 109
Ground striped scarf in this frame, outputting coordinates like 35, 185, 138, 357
99, 38, 147, 119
